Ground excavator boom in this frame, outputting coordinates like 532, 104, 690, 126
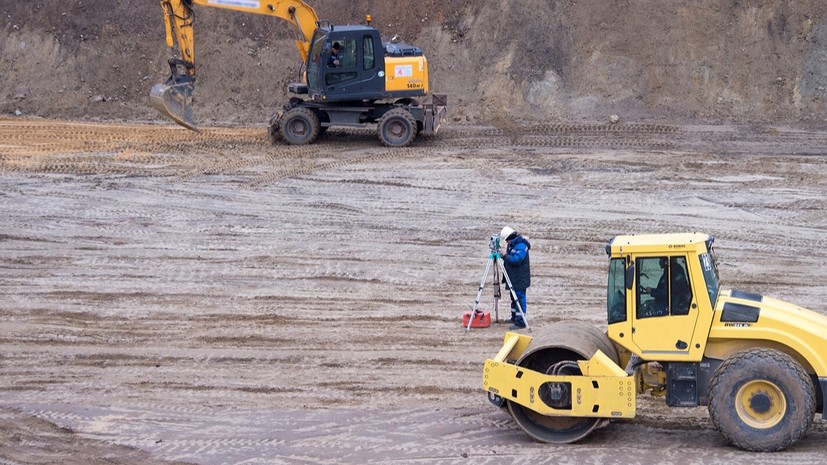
150, 0, 319, 131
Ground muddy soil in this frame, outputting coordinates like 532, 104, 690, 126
1, 119, 827, 463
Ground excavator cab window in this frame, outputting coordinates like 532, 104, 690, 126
325, 38, 358, 85
306, 33, 328, 91
363, 35, 375, 70
636, 256, 692, 318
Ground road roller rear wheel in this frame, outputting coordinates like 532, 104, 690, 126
506, 321, 620, 443
707, 348, 815, 451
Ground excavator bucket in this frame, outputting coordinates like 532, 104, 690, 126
150, 81, 198, 132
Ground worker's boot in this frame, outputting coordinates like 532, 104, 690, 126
509, 315, 526, 330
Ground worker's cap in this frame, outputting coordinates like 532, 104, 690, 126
500, 226, 516, 241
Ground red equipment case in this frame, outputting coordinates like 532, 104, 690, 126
463, 311, 491, 328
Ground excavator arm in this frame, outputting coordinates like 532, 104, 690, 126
150, 0, 319, 131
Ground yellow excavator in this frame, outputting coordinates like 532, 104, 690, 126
150, 0, 447, 146
484, 233, 827, 451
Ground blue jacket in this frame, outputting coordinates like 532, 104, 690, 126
327, 51, 340, 67
503, 235, 531, 290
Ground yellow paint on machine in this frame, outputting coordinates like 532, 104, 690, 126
482, 333, 635, 418
385, 56, 429, 93
483, 347, 636, 418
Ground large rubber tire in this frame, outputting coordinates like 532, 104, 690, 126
377, 108, 417, 147
506, 321, 620, 444
707, 348, 816, 452
279, 107, 320, 145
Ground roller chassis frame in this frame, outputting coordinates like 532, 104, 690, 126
484, 332, 636, 419
487, 334, 827, 447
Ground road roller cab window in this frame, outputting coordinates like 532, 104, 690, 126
607, 258, 627, 324
699, 251, 720, 307
636, 256, 692, 318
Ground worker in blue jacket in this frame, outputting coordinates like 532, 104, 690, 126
500, 226, 531, 330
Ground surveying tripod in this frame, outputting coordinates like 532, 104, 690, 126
467, 235, 529, 332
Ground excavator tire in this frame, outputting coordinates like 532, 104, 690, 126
377, 108, 417, 147
707, 348, 815, 452
506, 321, 620, 444
279, 107, 320, 145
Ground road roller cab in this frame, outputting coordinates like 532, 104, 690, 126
605, 233, 717, 362
483, 232, 827, 452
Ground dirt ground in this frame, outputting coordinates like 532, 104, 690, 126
1, 118, 827, 463
3, 1, 827, 463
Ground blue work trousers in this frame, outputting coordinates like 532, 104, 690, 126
510, 289, 527, 324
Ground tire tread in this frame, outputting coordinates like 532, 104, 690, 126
707, 348, 815, 452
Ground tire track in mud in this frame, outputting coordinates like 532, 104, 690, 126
514, 136, 673, 149
20, 402, 827, 465
441, 122, 680, 137
427, 123, 679, 152
0, 119, 268, 177
1, 119, 683, 181
242, 124, 681, 184
245, 146, 429, 187
3, 118, 827, 464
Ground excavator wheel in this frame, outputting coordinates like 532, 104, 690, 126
506, 321, 620, 444
377, 108, 417, 147
707, 348, 816, 451
279, 107, 320, 145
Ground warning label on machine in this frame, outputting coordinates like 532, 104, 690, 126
394, 65, 413, 78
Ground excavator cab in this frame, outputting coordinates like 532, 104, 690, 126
301, 26, 387, 101
300, 26, 428, 102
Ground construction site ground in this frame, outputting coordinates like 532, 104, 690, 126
1, 118, 827, 464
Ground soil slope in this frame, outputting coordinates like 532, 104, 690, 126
1, 1, 826, 126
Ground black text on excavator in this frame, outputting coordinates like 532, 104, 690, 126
150, 0, 447, 147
